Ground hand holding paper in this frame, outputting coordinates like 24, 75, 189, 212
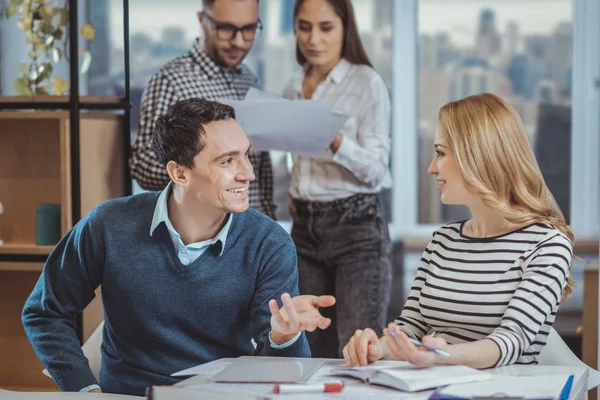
220, 88, 349, 157
269, 293, 336, 343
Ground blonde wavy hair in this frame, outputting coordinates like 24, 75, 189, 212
437, 93, 575, 300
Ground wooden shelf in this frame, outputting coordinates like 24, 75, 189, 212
0, 262, 45, 272
0, 385, 59, 392
0, 95, 123, 104
0, 108, 122, 389
0, 244, 54, 256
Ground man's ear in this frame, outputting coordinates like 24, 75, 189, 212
197, 11, 209, 33
167, 161, 189, 187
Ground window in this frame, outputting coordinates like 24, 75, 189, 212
418, 0, 572, 224
392, 0, 599, 240
84, 1, 393, 211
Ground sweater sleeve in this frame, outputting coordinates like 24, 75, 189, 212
394, 234, 436, 340
249, 230, 311, 358
22, 210, 105, 391
487, 232, 571, 367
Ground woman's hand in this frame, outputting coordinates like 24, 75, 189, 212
385, 323, 449, 368
329, 133, 344, 153
342, 328, 387, 366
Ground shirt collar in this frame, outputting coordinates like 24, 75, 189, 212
191, 38, 243, 79
327, 58, 352, 84
292, 58, 352, 95
150, 183, 232, 256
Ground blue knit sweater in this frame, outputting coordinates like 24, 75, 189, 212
22, 192, 310, 396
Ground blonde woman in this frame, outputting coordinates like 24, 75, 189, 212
343, 93, 575, 369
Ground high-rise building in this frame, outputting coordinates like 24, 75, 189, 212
435, 33, 454, 68
535, 80, 557, 104
527, 58, 550, 100
450, 59, 500, 101
475, 8, 501, 59
88, 0, 112, 96
551, 22, 572, 96
162, 26, 187, 48
372, 0, 393, 31
280, 0, 295, 35
505, 21, 519, 57
524, 34, 552, 60
420, 34, 436, 68
507, 54, 529, 98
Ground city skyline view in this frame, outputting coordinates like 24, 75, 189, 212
107, 0, 571, 49
98, 0, 572, 224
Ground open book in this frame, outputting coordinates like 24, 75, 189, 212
330, 361, 493, 392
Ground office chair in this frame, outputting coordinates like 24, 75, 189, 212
538, 328, 600, 390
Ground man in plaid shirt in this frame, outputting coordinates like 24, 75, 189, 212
130, 0, 276, 218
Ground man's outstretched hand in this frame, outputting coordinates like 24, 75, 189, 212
269, 293, 336, 344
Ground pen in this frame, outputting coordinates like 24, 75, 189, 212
273, 381, 345, 394
389, 331, 451, 358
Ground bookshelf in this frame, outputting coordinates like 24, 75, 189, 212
0, 109, 126, 391
0, 0, 131, 391
0, 111, 125, 260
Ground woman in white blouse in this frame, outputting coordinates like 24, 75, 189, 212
284, 0, 392, 358
342, 93, 575, 369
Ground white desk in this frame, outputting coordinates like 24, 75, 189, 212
175, 358, 590, 400
0, 390, 140, 400
0, 360, 589, 400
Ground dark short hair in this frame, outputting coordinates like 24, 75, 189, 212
293, 0, 372, 68
203, 0, 259, 9
152, 98, 236, 169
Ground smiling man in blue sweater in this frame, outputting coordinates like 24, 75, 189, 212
22, 98, 335, 396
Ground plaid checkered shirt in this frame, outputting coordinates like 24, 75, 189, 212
130, 39, 276, 219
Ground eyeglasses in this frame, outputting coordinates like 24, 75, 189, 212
202, 12, 263, 41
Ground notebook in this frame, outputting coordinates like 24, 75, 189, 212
429, 374, 574, 400
329, 362, 493, 392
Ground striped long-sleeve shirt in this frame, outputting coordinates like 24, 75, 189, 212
395, 221, 572, 367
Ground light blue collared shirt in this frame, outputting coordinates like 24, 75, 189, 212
150, 184, 232, 265
80, 384, 101, 392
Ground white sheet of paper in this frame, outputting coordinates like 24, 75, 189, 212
210, 358, 325, 383
437, 375, 572, 399
220, 93, 349, 157
245, 87, 284, 101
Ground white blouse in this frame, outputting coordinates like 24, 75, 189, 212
283, 58, 392, 202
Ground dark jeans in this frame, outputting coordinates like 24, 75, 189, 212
291, 193, 392, 358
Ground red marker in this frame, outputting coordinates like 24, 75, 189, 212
273, 381, 345, 394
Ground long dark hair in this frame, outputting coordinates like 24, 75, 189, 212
293, 0, 372, 67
